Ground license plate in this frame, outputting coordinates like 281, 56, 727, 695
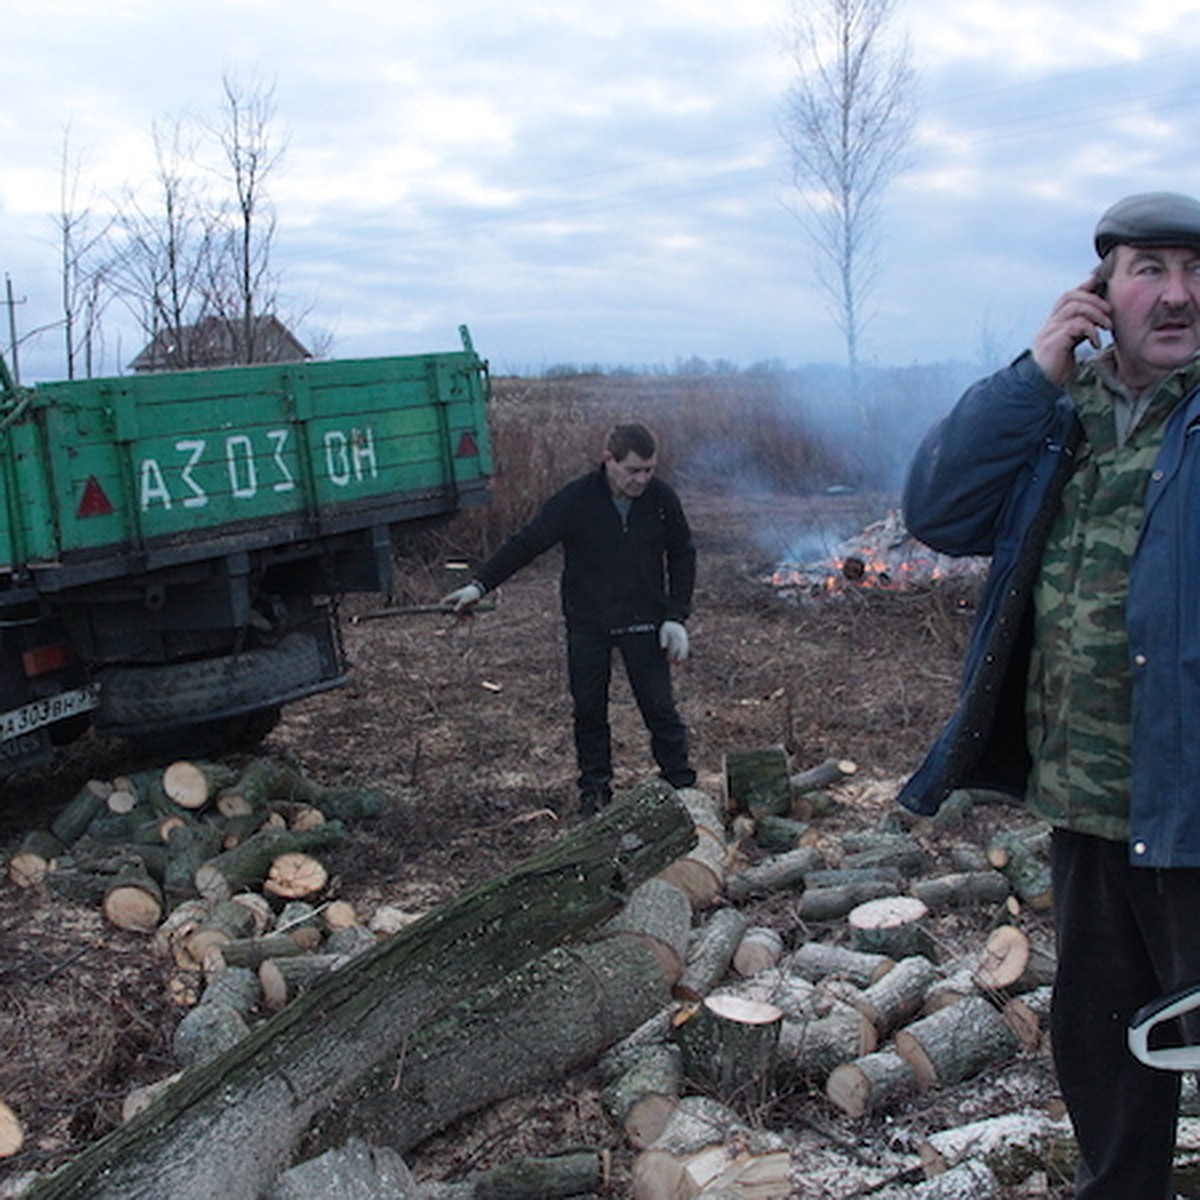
0, 685, 99, 741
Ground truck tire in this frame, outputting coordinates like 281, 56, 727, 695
95, 633, 325, 734
127, 706, 283, 761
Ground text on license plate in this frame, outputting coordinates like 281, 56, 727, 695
0, 685, 99, 741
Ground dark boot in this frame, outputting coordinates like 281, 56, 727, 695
578, 787, 613, 818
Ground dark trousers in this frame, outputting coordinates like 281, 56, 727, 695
566, 624, 694, 795
1050, 828, 1200, 1198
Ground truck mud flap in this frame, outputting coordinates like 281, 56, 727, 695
94, 631, 343, 736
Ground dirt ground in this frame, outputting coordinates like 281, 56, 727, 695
0, 487, 1071, 1197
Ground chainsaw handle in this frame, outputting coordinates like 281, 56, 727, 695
1128, 982, 1200, 1070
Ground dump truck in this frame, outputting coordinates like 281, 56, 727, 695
0, 327, 491, 777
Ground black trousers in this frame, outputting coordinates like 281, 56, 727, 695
1050, 828, 1200, 1198
566, 624, 694, 795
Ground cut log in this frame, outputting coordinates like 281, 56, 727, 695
323, 899, 358, 931
658, 827, 726, 907
848, 896, 935, 961
50, 780, 112, 845
0, 1097, 23, 1159
602, 1042, 683, 1149
599, 876, 693, 984
840, 831, 929, 877
101, 864, 164, 934
846, 955, 938, 1038
675, 993, 783, 1106
732, 926, 784, 977
789, 756, 857, 793
181, 899, 262, 968
724, 746, 791, 816
917, 1111, 1078, 1187
825, 1049, 920, 1118
675, 907, 750, 1002
162, 823, 224, 903
678, 1145, 792, 1198
985, 827, 1052, 910
893, 994, 1021, 1090
910, 870, 1011, 911
259, 954, 345, 1011
789, 941, 893, 987
797, 879, 896, 923
163, 760, 237, 810
777, 1002, 876, 1080
724, 847, 823, 902
263, 851, 328, 900
753, 814, 810, 853
218, 933, 310, 970
911, 1159, 1002, 1198
1001, 985, 1053, 1048
973, 924, 1056, 994
422, 1150, 607, 1200
8, 830, 64, 888
193, 823, 347, 902
275, 900, 324, 950
26, 779, 695, 1200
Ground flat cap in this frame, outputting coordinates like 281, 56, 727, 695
1094, 191, 1200, 257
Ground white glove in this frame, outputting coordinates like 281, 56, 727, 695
659, 620, 689, 664
442, 582, 484, 613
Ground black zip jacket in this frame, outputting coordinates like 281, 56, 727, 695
473, 465, 695, 634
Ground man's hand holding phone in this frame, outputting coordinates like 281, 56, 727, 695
1031, 275, 1113, 388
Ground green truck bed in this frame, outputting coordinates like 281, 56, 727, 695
0, 328, 491, 592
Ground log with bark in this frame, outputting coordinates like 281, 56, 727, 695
916, 1110, 1078, 1187
192, 823, 348, 902
312, 934, 674, 1157
848, 895, 935, 961
893, 994, 1021, 1090
674, 907, 750, 1003
825, 1048, 920, 1118
675, 993, 783, 1106
22, 780, 696, 1200
724, 846, 822, 902
723, 746, 791, 817
601, 1040, 684, 1150
973, 924, 1056, 995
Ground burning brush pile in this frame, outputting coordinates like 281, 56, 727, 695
768, 510, 990, 600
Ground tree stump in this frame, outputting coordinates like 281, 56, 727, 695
675, 993, 783, 1106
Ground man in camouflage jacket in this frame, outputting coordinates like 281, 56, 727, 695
900, 192, 1200, 1198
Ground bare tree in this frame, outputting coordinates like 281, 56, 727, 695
782, 0, 916, 429
55, 129, 111, 379
205, 73, 287, 364
106, 117, 214, 370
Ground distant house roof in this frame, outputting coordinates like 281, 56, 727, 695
128, 315, 311, 373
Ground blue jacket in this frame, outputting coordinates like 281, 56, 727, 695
898, 351, 1200, 868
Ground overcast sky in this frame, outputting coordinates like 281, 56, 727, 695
5, 0, 1200, 383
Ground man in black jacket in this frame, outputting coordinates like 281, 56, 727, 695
442, 422, 697, 815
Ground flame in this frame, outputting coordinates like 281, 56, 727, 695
768, 510, 987, 597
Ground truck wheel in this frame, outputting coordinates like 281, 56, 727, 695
128, 706, 282, 760
95, 633, 325, 733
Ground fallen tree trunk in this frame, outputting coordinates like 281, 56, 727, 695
311, 934, 673, 1156
24, 781, 696, 1200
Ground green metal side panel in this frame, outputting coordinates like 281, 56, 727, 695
0, 335, 491, 571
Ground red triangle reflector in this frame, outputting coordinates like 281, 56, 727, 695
77, 476, 115, 518
455, 431, 479, 458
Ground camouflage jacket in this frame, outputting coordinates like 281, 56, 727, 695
897, 350, 1200, 868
